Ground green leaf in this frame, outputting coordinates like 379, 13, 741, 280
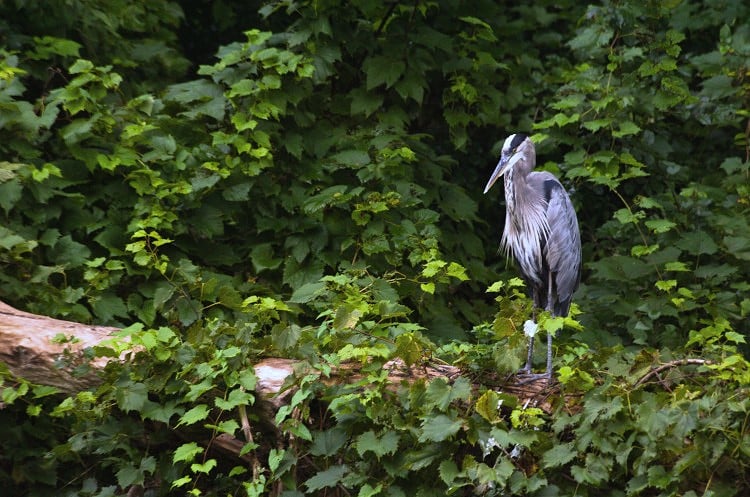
542, 443, 577, 468
141, 400, 182, 424
701, 74, 736, 98
676, 230, 718, 255
645, 219, 677, 234
29, 36, 82, 59
612, 121, 641, 137
589, 255, 651, 281
439, 459, 460, 485
332, 150, 371, 167
424, 377, 471, 411
394, 71, 425, 104
543, 316, 565, 334
305, 465, 348, 492
229, 465, 247, 478
402, 446, 440, 471
32, 385, 60, 398
116, 464, 140, 487
350, 88, 384, 116
268, 448, 285, 473
536, 112, 580, 128
215, 388, 254, 410
568, 24, 614, 52
173, 442, 203, 463
446, 262, 469, 281
420, 282, 435, 294
725, 331, 746, 344
69, 59, 94, 74
115, 382, 148, 412
425, 378, 451, 411
164, 79, 223, 104
50, 235, 91, 266
191, 459, 217, 474
171, 476, 192, 488
655, 279, 677, 292
631, 243, 660, 257
333, 306, 363, 330
355, 430, 399, 459
418, 414, 462, 442
363, 55, 404, 89
582, 119, 611, 132
422, 260, 446, 278
289, 281, 326, 303
475, 390, 502, 423
719, 157, 746, 175
310, 427, 349, 457
357, 483, 383, 497
570, 453, 610, 485
303, 185, 349, 214
251, 243, 283, 272
90, 293, 129, 322
177, 404, 211, 426
724, 236, 750, 261
664, 261, 689, 272
214, 419, 240, 435
273, 324, 302, 351
0, 177, 23, 214
237, 369, 257, 390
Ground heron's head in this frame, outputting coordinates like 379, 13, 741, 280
483, 133, 533, 194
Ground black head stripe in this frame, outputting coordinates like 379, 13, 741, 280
510, 133, 528, 150
543, 179, 560, 203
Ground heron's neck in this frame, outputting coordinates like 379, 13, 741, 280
503, 168, 519, 214
503, 169, 546, 228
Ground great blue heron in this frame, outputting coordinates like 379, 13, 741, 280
484, 133, 581, 379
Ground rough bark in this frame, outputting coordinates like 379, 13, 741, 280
0, 300, 120, 392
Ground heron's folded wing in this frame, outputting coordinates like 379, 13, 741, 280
545, 181, 582, 311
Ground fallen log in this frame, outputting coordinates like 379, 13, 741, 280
0, 300, 553, 461
0, 300, 120, 392
0, 299, 550, 400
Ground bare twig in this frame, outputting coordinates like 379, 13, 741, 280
374, 2, 399, 37
237, 402, 263, 479
238, 403, 254, 445
634, 358, 713, 388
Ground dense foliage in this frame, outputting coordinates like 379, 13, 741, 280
1, 0, 749, 495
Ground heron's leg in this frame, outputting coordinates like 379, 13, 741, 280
545, 332, 554, 379
524, 326, 534, 373
545, 272, 555, 379
521, 303, 537, 374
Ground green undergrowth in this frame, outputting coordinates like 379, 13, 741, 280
2, 274, 749, 496
1, 0, 750, 495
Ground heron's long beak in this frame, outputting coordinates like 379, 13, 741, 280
483, 152, 522, 194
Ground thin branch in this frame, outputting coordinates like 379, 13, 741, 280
237, 402, 261, 479
634, 358, 712, 388
374, 2, 399, 38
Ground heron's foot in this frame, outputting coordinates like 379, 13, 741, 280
518, 362, 533, 375
518, 357, 541, 376
515, 369, 555, 386
513, 372, 549, 386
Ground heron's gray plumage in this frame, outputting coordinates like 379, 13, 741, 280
544, 177, 581, 315
484, 133, 582, 379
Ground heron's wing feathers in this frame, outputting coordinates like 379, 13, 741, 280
544, 179, 582, 314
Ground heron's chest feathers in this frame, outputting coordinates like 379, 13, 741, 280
501, 172, 551, 277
